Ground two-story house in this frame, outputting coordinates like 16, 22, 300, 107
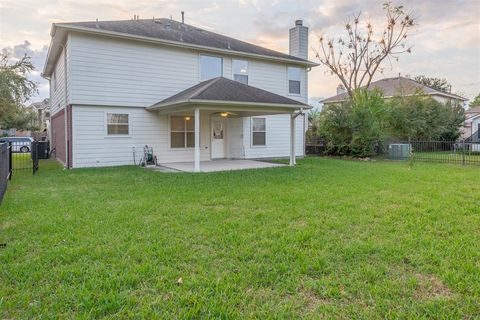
42, 18, 318, 171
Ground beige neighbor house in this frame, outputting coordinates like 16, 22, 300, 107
42, 18, 318, 171
322, 76, 467, 106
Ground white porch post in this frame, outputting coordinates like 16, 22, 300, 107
290, 113, 296, 166
194, 107, 200, 172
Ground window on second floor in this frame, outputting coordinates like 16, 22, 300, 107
200, 55, 223, 81
233, 59, 249, 85
288, 67, 301, 95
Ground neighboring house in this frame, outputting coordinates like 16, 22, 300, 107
322, 77, 467, 106
42, 18, 318, 170
462, 107, 480, 142
28, 98, 51, 131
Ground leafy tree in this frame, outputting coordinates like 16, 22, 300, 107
306, 108, 321, 141
413, 75, 451, 92
469, 93, 480, 109
319, 89, 386, 157
0, 48, 38, 129
314, 2, 416, 97
385, 95, 464, 140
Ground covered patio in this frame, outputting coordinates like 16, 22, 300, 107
148, 77, 309, 172
157, 159, 284, 173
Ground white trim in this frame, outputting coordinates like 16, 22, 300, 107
104, 111, 131, 138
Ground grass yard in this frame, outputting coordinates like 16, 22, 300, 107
1, 158, 479, 318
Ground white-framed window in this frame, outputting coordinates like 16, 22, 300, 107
200, 55, 223, 81
106, 113, 129, 135
288, 67, 301, 95
170, 116, 195, 148
252, 117, 266, 146
233, 59, 248, 85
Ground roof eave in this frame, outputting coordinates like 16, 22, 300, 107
148, 99, 309, 110
53, 24, 319, 67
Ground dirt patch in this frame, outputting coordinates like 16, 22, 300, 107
412, 272, 454, 301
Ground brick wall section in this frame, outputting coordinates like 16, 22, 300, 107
51, 109, 66, 164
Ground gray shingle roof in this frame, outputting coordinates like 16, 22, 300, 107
322, 77, 467, 103
151, 77, 308, 108
59, 18, 311, 64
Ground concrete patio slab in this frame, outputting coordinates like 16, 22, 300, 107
156, 159, 285, 173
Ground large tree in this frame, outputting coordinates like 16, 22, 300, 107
0, 48, 38, 129
413, 75, 451, 92
315, 2, 416, 97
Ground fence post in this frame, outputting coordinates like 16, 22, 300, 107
8, 142, 12, 180
462, 139, 466, 166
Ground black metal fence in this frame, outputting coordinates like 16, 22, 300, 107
388, 140, 480, 166
305, 137, 326, 155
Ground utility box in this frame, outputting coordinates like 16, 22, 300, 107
389, 144, 411, 160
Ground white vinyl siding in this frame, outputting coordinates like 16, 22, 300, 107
68, 33, 199, 107
243, 115, 304, 158
72, 106, 212, 168
50, 38, 71, 116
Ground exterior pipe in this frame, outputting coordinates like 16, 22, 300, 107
194, 107, 200, 172
62, 43, 69, 169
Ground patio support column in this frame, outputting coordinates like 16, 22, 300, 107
290, 113, 296, 166
194, 107, 200, 172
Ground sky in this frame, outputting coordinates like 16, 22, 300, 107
1, 0, 479, 106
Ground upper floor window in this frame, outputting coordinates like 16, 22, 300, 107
107, 113, 129, 135
288, 67, 301, 95
200, 55, 223, 81
171, 116, 195, 148
233, 59, 249, 85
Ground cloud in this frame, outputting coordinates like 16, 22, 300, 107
0, 0, 478, 102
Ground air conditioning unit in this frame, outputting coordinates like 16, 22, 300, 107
389, 144, 411, 160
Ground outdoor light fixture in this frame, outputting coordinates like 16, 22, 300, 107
220, 112, 228, 117
185, 116, 191, 120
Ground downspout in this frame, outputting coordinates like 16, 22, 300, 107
62, 43, 69, 168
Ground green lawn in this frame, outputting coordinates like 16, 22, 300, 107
1, 158, 479, 318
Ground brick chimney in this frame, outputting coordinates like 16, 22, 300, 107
289, 20, 308, 59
